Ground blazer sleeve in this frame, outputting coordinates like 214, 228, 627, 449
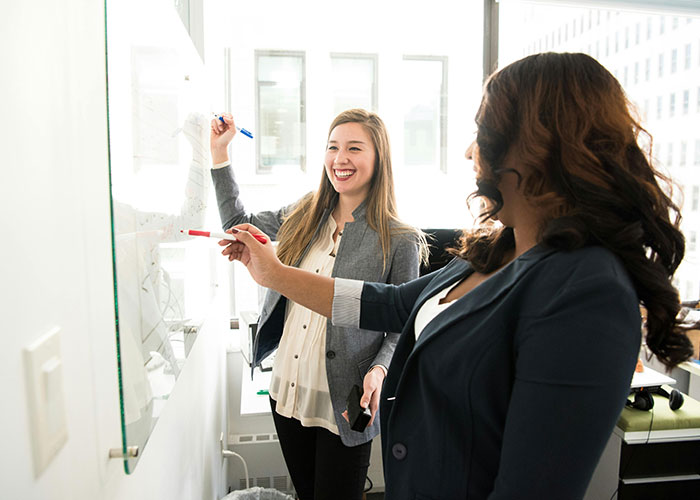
488, 265, 641, 499
370, 234, 422, 370
210, 165, 293, 240
333, 260, 447, 333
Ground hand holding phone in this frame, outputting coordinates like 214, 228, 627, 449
346, 384, 372, 432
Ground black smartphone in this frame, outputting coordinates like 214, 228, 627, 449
346, 384, 372, 432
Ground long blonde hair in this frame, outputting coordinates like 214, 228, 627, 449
275, 109, 426, 269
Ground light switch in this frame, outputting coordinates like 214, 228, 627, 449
24, 327, 68, 477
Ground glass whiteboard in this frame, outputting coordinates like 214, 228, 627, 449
106, 0, 218, 473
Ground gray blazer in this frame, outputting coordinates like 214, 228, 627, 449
212, 166, 420, 446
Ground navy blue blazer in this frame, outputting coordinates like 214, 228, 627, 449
357, 244, 640, 499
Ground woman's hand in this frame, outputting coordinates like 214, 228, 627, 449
219, 223, 282, 288
210, 112, 237, 164
342, 366, 386, 428
223, 224, 336, 318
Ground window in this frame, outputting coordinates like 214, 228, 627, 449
635, 23, 640, 45
646, 17, 652, 40
680, 141, 687, 166
667, 142, 674, 166
671, 48, 677, 73
669, 92, 675, 117
330, 53, 377, 116
645, 58, 650, 81
695, 139, 700, 166
255, 51, 306, 173
660, 16, 665, 35
634, 62, 639, 85
689, 232, 697, 252
656, 95, 663, 120
693, 186, 699, 211
683, 90, 689, 115
402, 56, 448, 173
685, 44, 692, 70
623, 66, 628, 87
658, 53, 664, 77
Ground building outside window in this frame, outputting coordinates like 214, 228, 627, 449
499, 3, 700, 301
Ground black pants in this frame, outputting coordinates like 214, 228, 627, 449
270, 397, 371, 500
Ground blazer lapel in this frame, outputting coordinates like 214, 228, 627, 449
412, 244, 556, 351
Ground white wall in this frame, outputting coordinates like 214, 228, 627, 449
0, 1, 228, 499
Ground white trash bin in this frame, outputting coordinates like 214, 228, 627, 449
221, 486, 295, 500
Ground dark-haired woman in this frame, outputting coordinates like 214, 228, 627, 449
220, 53, 693, 499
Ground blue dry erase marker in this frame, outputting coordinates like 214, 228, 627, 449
214, 114, 254, 139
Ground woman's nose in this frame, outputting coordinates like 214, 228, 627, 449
334, 150, 348, 164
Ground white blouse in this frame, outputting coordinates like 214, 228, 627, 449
269, 216, 341, 434
332, 277, 463, 341
413, 280, 462, 340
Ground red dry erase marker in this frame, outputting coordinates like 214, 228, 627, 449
181, 229, 267, 244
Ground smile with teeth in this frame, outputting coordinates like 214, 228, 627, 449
334, 169, 355, 179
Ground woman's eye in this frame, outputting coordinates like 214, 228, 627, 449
350, 147, 361, 151
327, 146, 338, 151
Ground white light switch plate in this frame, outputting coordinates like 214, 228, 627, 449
24, 327, 68, 477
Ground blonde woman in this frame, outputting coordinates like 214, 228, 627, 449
210, 109, 425, 500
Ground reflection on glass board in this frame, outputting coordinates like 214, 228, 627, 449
107, 0, 218, 473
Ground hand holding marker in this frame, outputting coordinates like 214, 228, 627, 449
181, 228, 267, 244
213, 113, 253, 139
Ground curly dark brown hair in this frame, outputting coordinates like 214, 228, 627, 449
453, 52, 692, 368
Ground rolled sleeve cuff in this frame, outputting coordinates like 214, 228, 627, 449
332, 278, 364, 327
212, 160, 231, 169
369, 364, 388, 377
